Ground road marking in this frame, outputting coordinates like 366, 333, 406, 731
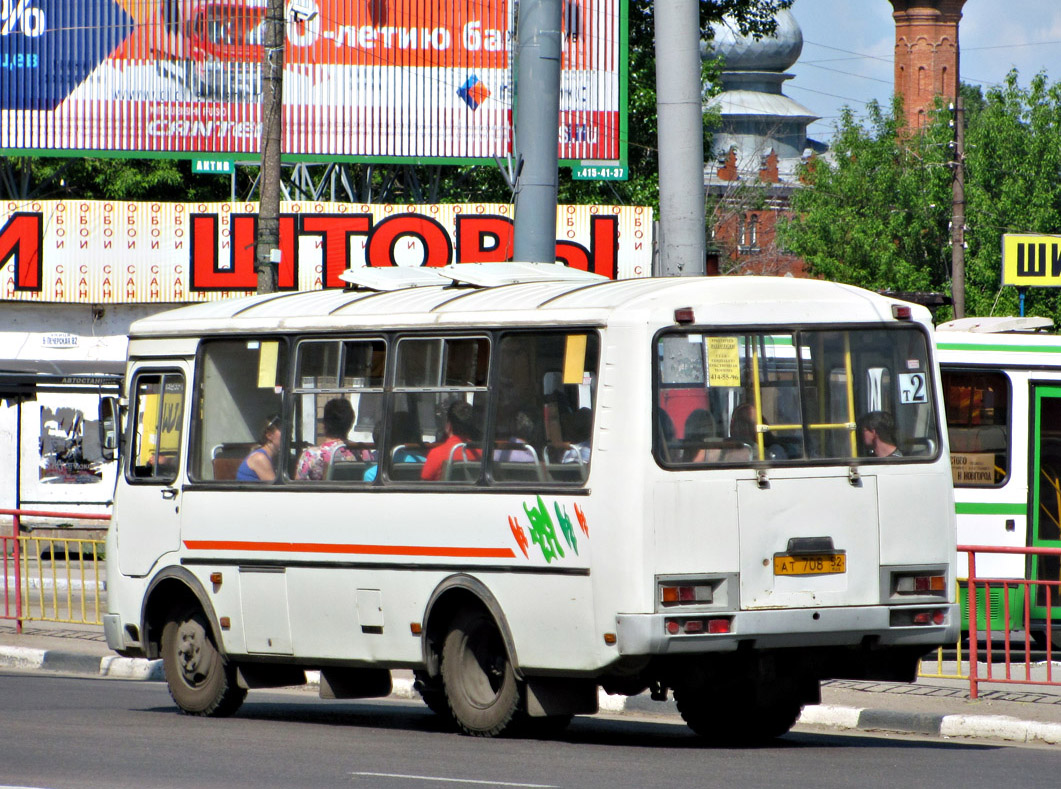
349, 773, 557, 787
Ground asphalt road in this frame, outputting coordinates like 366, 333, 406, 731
1, 672, 1057, 789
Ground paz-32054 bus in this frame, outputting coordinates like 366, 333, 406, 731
103, 264, 957, 742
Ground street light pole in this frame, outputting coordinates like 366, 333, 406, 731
654, 0, 706, 277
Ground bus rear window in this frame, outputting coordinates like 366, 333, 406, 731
656, 327, 940, 466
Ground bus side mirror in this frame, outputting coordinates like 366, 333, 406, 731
99, 396, 122, 462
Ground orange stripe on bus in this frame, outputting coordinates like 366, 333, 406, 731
182, 540, 516, 559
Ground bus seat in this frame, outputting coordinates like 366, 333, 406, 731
211, 442, 256, 481
902, 437, 937, 457
947, 427, 978, 452
976, 426, 1007, 453
545, 463, 587, 483
388, 462, 425, 481
495, 462, 546, 482
443, 460, 480, 482
326, 460, 372, 481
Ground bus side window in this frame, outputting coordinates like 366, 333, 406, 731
943, 370, 1010, 487
291, 338, 384, 483
191, 339, 287, 482
493, 332, 598, 484
391, 337, 489, 484
129, 372, 185, 482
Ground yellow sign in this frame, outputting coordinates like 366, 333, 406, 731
257, 342, 280, 389
562, 334, 589, 385
706, 337, 741, 387
1002, 234, 1061, 286
951, 452, 996, 486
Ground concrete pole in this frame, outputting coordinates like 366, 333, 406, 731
512, 0, 563, 263
256, 0, 285, 294
654, 0, 706, 276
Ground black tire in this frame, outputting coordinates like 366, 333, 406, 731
413, 669, 453, 724
160, 607, 246, 717
674, 684, 802, 745
441, 609, 520, 737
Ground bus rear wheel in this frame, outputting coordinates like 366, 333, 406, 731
441, 609, 520, 737
161, 607, 246, 717
674, 683, 802, 744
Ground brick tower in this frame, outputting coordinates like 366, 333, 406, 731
889, 0, 968, 129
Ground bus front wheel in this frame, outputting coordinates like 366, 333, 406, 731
161, 607, 246, 717
441, 609, 520, 736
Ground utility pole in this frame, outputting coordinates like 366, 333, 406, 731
512, 0, 563, 263
654, 0, 706, 276
950, 95, 965, 318
256, 0, 285, 294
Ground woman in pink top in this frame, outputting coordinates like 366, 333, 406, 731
296, 398, 356, 480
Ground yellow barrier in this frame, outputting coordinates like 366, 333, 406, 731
917, 642, 969, 681
16, 536, 105, 626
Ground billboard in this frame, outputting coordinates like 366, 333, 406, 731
0, 199, 653, 303
0, 0, 625, 165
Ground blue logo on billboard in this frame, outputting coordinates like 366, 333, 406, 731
457, 75, 490, 112
1, 0, 135, 111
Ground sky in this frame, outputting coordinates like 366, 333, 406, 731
775, 0, 1061, 143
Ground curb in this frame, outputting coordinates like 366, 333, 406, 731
3, 647, 1058, 746
3, 575, 105, 592
0, 645, 162, 681
799, 702, 1061, 746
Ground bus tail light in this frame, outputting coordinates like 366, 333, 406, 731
664, 617, 732, 635
895, 574, 946, 595
660, 583, 713, 606
891, 608, 947, 627
891, 304, 912, 320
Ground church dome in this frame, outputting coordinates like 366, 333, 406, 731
704, 9, 803, 72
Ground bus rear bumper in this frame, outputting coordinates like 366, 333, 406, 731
615, 604, 959, 655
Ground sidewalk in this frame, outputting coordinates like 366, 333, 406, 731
2, 621, 1060, 746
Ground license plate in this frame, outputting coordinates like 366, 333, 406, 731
773, 553, 846, 576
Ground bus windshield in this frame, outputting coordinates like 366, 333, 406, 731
656, 326, 940, 465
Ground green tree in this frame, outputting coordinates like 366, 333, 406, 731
963, 72, 1061, 321
779, 71, 1061, 326
779, 98, 953, 294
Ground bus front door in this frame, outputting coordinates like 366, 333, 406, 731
116, 366, 189, 577
1030, 385, 1061, 636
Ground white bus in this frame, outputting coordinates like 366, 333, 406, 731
936, 317, 1061, 643
103, 264, 957, 742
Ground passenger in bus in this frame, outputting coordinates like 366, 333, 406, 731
421, 400, 481, 480
363, 412, 425, 481
728, 403, 789, 460
495, 411, 538, 463
858, 410, 902, 458
682, 408, 721, 463
561, 407, 593, 464
295, 397, 356, 480
236, 415, 281, 482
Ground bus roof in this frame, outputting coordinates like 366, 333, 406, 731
129, 273, 928, 338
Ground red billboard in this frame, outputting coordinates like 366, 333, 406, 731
0, 0, 626, 164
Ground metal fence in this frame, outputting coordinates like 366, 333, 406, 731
1, 509, 109, 630
963, 544, 1060, 699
